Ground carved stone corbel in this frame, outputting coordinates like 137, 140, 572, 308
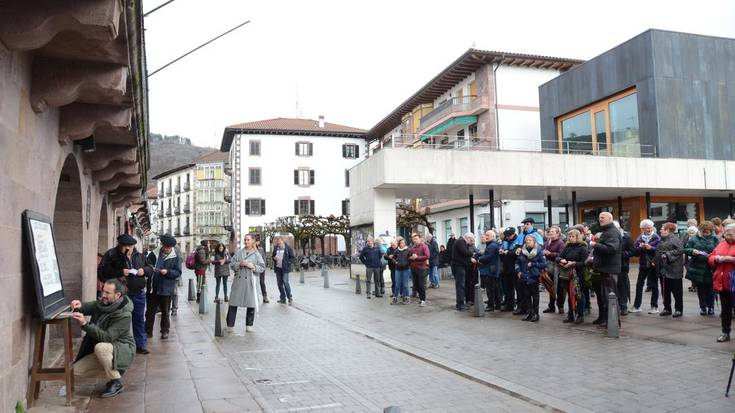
99, 173, 140, 193
92, 160, 138, 182
59, 103, 131, 142
31, 57, 128, 113
82, 144, 137, 172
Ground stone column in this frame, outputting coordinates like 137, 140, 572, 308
372, 188, 396, 239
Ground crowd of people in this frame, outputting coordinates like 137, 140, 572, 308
359, 213, 735, 343
74, 232, 294, 399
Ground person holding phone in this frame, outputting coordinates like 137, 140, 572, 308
145, 234, 181, 340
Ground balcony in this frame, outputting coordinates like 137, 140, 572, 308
183, 181, 190, 192
418, 96, 489, 135
165, 207, 171, 216
165, 187, 171, 196
174, 184, 181, 193
224, 224, 233, 232
224, 193, 232, 203
183, 203, 190, 213
183, 226, 191, 235
174, 228, 182, 236
224, 160, 232, 176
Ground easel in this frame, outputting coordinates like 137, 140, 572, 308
27, 312, 74, 407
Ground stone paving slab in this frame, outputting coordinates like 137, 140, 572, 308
285, 267, 735, 413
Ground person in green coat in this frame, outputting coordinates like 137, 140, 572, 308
684, 221, 719, 315
71, 278, 135, 399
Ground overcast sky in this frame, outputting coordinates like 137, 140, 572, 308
144, 0, 735, 148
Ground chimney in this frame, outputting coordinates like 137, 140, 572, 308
318, 115, 325, 128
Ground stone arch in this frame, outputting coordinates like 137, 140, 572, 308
53, 154, 84, 323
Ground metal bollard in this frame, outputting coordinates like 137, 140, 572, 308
214, 299, 223, 337
607, 292, 620, 338
188, 278, 196, 301
299, 268, 305, 284
322, 266, 329, 288
473, 283, 484, 317
355, 273, 361, 294
199, 284, 209, 314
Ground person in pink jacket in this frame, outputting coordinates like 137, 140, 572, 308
707, 223, 735, 343
409, 233, 431, 307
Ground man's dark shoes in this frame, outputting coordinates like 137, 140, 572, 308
512, 309, 524, 315
592, 318, 603, 325
161, 332, 169, 340
522, 313, 533, 321
620, 308, 629, 316
500, 305, 513, 312
574, 316, 584, 324
136, 347, 150, 355
563, 316, 574, 323
598, 322, 608, 328
277, 299, 287, 304
659, 310, 672, 316
100, 379, 123, 398
530, 313, 539, 322
717, 333, 731, 342
672, 311, 683, 318
542, 308, 555, 314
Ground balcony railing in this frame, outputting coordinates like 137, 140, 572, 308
183, 226, 191, 235
224, 224, 233, 232
224, 160, 232, 176
174, 228, 182, 236
165, 207, 171, 216
183, 203, 190, 213
378, 134, 657, 158
174, 184, 181, 193
418, 95, 488, 131
224, 193, 232, 203
183, 182, 190, 191
165, 187, 171, 196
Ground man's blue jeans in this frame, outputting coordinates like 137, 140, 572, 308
395, 269, 411, 297
452, 264, 466, 309
130, 291, 147, 349
429, 265, 440, 287
275, 268, 292, 301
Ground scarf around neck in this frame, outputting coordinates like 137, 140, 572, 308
522, 246, 538, 260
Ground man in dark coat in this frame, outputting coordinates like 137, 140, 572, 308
145, 234, 181, 339
100, 234, 138, 281
72, 278, 135, 399
500, 228, 522, 313
426, 233, 441, 288
451, 233, 475, 311
272, 237, 296, 304
359, 238, 383, 298
446, 234, 457, 262
590, 212, 622, 327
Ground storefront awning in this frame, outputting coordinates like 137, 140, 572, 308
420, 116, 477, 141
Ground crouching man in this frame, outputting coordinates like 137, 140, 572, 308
71, 279, 135, 399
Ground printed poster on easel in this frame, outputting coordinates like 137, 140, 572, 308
22, 210, 67, 320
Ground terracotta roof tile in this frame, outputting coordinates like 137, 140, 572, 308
195, 150, 228, 163
226, 117, 366, 134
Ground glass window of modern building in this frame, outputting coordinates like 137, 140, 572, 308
609, 93, 641, 157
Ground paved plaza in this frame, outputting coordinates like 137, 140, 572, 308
31, 267, 735, 412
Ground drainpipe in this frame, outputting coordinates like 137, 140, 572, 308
493, 59, 502, 150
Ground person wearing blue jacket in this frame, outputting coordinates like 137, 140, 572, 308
513, 217, 544, 247
359, 238, 383, 298
145, 234, 181, 340
515, 234, 547, 322
477, 230, 501, 312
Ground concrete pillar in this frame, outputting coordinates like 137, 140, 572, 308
546, 195, 552, 227
469, 193, 475, 235
571, 191, 577, 226
617, 196, 623, 221
645, 192, 652, 219
373, 188, 397, 239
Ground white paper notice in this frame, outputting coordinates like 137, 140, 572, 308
30, 219, 63, 296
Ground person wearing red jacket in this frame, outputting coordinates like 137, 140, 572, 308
409, 233, 431, 307
707, 223, 735, 343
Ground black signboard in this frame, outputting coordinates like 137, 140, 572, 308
22, 210, 67, 320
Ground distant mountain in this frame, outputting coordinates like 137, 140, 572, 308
148, 133, 217, 178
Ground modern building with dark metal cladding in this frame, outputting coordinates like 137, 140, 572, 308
533, 29, 735, 230
539, 29, 735, 161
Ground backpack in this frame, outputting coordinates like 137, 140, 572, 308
185, 252, 196, 270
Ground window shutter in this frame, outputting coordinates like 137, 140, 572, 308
308, 142, 313, 156
341, 200, 347, 216
355, 144, 359, 158
345, 170, 349, 187
260, 199, 266, 215
294, 170, 298, 185
294, 200, 299, 215
309, 200, 315, 215
342, 144, 346, 158
295, 142, 299, 155
309, 170, 315, 185
245, 199, 251, 215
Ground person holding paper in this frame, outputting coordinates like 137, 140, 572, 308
100, 234, 138, 281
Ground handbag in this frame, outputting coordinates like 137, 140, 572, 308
558, 265, 572, 282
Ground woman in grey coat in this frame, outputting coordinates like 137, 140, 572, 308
228, 234, 266, 332
655, 222, 685, 317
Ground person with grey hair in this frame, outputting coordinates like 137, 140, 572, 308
476, 230, 501, 311
614, 221, 635, 316
708, 223, 735, 342
589, 212, 621, 328
632, 219, 662, 313
359, 238, 383, 299
426, 233, 441, 288
462, 233, 479, 306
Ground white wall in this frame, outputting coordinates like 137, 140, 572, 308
495, 65, 560, 107
235, 133, 366, 245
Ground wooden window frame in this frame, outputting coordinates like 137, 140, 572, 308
555, 87, 637, 156
248, 167, 261, 186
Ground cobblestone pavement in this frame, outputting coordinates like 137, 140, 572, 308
284, 267, 735, 413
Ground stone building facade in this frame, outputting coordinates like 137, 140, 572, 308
0, 0, 149, 409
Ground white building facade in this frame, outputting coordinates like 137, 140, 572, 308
153, 165, 196, 252
221, 118, 367, 251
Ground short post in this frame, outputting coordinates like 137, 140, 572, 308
473, 283, 484, 317
199, 284, 209, 314
188, 278, 196, 301
322, 265, 330, 288
214, 299, 223, 337
299, 268, 305, 284
355, 272, 361, 294
607, 292, 620, 338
